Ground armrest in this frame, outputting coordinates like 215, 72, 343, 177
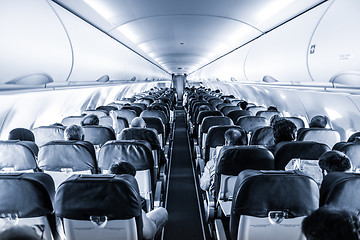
205, 191, 215, 221
154, 180, 163, 208
215, 219, 227, 240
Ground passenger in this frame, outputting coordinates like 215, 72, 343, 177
309, 115, 327, 128
64, 124, 96, 159
318, 150, 352, 176
273, 118, 297, 144
200, 128, 246, 197
8, 127, 38, 156
237, 100, 248, 110
80, 114, 99, 126
0, 225, 41, 240
109, 162, 168, 240
267, 106, 278, 112
302, 206, 360, 240
270, 114, 281, 126
131, 117, 147, 128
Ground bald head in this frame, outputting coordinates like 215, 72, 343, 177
131, 117, 147, 128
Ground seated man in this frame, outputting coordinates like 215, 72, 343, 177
109, 162, 168, 240
200, 128, 246, 197
318, 150, 352, 176
302, 206, 360, 240
81, 114, 99, 126
64, 124, 96, 160
310, 115, 328, 128
269, 118, 297, 153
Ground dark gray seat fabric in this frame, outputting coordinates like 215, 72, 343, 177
32, 126, 65, 147
274, 141, 330, 170
348, 132, 360, 142
297, 128, 340, 148
83, 125, 116, 147
61, 116, 84, 126
115, 109, 137, 125
333, 140, 360, 169
83, 110, 108, 117
283, 117, 305, 130
236, 116, 268, 133
55, 174, 143, 240
221, 106, 240, 116
227, 110, 252, 123
320, 172, 360, 211
194, 110, 223, 140
250, 126, 275, 146
121, 105, 143, 116
230, 170, 319, 240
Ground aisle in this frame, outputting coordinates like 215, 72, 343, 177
163, 109, 205, 240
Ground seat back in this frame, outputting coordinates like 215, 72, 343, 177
96, 105, 118, 113
83, 125, 116, 147
333, 142, 360, 170
274, 141, 330, 170
115, 109, 137, 125
140, 110, 168, 125
55, 174, 142, 240
0, 140, 38, 172
220, 106, 240, 116
131, 103, 147, 111
236, 116, 268, 133
283, 117, 305, 130
121, 105, 143, 116
83, 110, 108, 117
230, 170, 319, 240
62, 116, 84, 126
250, 126, 274, 146
297, 128, 340, 148
204, 125, 247, 163
246, 106, 267, 115
227, 110, 252, 123
0, 172, 56, 240
256, 110, 281, 120
142, 117, 165, 147
200, 116, 233, 150
320, 172, 360, 211
32, 126, 65, 147
99, 115, 128, 131
215, 146, 274, 199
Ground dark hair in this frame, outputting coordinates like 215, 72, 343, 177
64, 125, 84, 141
272, 118, 297, 144
8, 128, 35, 142
109, 161, 136, 176
302, 206, 360, 240
310, 115, 327, 128
267, 106, 278, 112
318, 150, 351, 173
198, 105, 211, 112
81, 114, 99, 126
224, 128, 246, 146
270, 115, 281, 126
238, 101, 248, 110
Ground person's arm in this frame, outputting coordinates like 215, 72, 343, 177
109, 110, 121, 138
142, 210, 156, 240
200, 161, 212, 191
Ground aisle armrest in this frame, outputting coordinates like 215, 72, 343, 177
215, 219, 227, 240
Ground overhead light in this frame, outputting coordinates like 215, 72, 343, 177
96, 75, 110, 82
263, 75, 279, 83
6, 73, 53, 85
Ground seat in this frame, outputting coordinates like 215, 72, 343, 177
220, 106, 240, 116
32, 125, 65, 147
199, 116, 233, 154
83, 125, 116, 148
99, 115, 128, 132
0, 140, 39, 172
38, 140, 98, 188
297, 128, 340, 148
282, 117, 305, 130
55, 174, 143, 240
204, 125, 247, 163
194, 110, 223, 141
121, 105, 143, 116
249, 126, 274, 146
83, 110, 108, 117
256, 110, 281, 120
320, 172, 360, 211
274, 141, 330, 170
229, 170, 319, 240
215, 146, 274, 203
246, 106, 267, 115
61, 116, 84, 126
227, 110, 252, 123
96, 105, 118, 113
140, 109, 169, 137
115, 109, 137, 125
236, 116, 268, 133
142, 117, 165, 147
0, 172, 57, 240
348, 132, 360, 142
131, 102, 147, 111
332, 141, 360, 170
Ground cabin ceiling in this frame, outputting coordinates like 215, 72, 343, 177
53, 0, 325, 75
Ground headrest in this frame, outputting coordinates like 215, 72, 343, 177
32, 126, 65, 147
250, 126, 275, 146
119, 128, 160, 150
83, 125, 115, 146
8, 128, 35, 142
96, 105, 117, 113
55, 174, 141, 220
201, 116, 233, 133
320, 172, 360, 211
121, 105, 143, 116
140, 110, 167, 124
283, 117, 305, 129
98, 140, 154, 171
82, 110, 108, 117
246, 106, 267, 115
197, 111, 223, 125
131, 103, 147, 111
99, 116, 128, 130
38, 140, 96, 171
115, 109, 137, 124
220, 106, 240, 116
0, 140, 38, 171
236, 116, 268, 133
206, 125, 247, 147
217, 146, 274, 175
297, 128, 340, 148
227, 110, 252, 123
232, 170, 318, 217
0, 172, 54, 217
61, 116, 83, 126
274, 141, 330, 170
256, 110, 281, 120
142, 117, 164, 134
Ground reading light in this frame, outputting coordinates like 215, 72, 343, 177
96, 75, 110, 82
6, 73, 53, 85
263, 75, 279, 83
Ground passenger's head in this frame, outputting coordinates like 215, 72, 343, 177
50, 123, 64, 127
130, 117, 147, 128
8, 128, 35, 142
0, 225, 41, 240
198, 105, 211, 112
270, 115, 281, 126
318, 150, 352, 175
310, 115, 327, 128
81, 114, 99, 126
272, 118, 297, 144
302, 206, 360, 240
224, 128, 246, 146
238, 101, 248, 110
64, 124, 84, 141
267, 106, 278, 112
223, 99, 231, 104
109, 161, 136, 176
